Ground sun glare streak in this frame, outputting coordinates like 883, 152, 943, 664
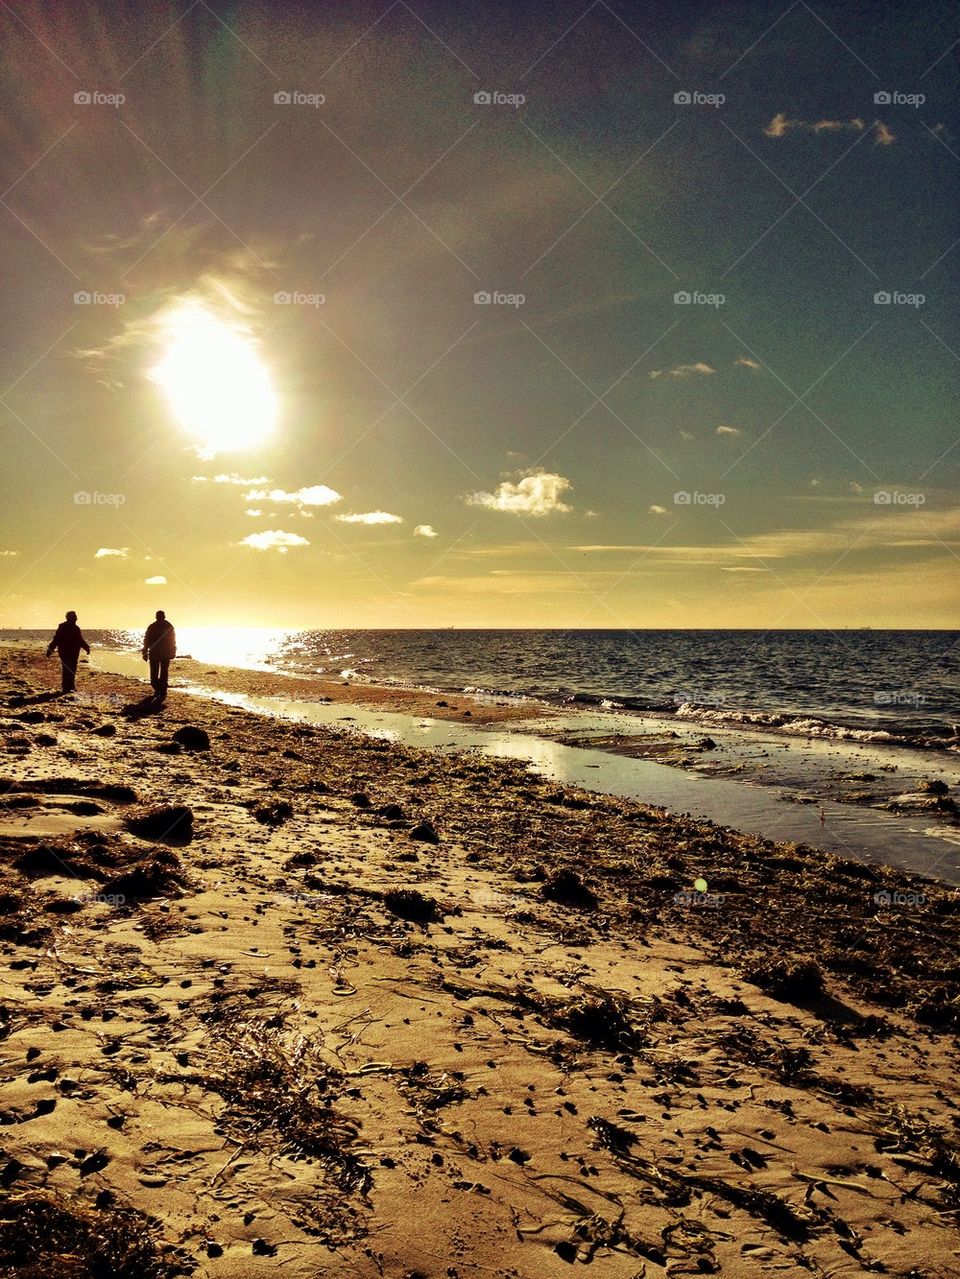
149, 302, 277, 456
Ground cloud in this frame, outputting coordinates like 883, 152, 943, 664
716, 425, 741, 437
335, 511, 404, 525
764, 113, 894, 145
239, 530, 310, 552
735, 357, 761, 370
648, 504, 669, 515
414, 524, 438, 538
191, 473, 269, 485
0, 550, 18, 557
94, 547, 129, 559
649, 362, 715, 380
245, 484, 342, 507
467, 471, 573, 516
245, 508, 263, 517
144, 575, 168, 585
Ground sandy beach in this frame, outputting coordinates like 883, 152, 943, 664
1, 643, 959, 1278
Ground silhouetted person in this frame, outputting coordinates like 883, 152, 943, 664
46, 610, 90, 693
142, 610, 176, 698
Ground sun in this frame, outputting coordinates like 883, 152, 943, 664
149, 302, 277, 455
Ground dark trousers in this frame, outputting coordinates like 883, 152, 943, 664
149, 656, 170, 695
59, 655, 79, 693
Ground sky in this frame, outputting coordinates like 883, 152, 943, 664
0, 0, 958, 629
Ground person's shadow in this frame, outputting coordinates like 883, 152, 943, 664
122, 692, 166, 720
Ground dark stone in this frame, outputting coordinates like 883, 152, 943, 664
410, 820, 440, 844
172, 725, 210, 751
92, 723, 117, 737
127, 805, 194, 845
384, 889, 443, 923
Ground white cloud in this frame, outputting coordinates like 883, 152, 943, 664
650, 362, 715, 380
239, 530, 310, 552
467, 471, 573, 516
245, 484, 342, 507
144, 575, 167, 585
335, 511, 404, 525
735, 357, 761, 370
191, 473, 269, 485
414, 524, 438, 538
245, 508, 263, 517
94, 547, 128, 559
0, 550, 19, 557
648, 504, 669, 515
716, 425, 741, 437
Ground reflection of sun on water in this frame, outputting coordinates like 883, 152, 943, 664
149, 302, 277, 456
172, 627, 294, 671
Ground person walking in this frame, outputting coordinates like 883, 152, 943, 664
46, 611, 91, 693
141, 610, 177, 699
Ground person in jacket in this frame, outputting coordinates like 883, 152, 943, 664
141, 610, 177, 698
46, 610, 91, 693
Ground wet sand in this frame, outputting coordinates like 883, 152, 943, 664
1, 644, 959, 1278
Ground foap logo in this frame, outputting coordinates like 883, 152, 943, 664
874, 689, 926, 707
874, 90, 925, 107
274, 290, 325, 307
74, 291, 125, 308
874, 489, 925, 507
71, 891, 127, 907
673, 876, 724, 908
674, 491, 726, 507
673, 689, 729, 708
74, 89, 125, 107
73, 491, 126, 506
473, 90, 526, 107
673, 290, 725, 307
874, 290, 925, 308
274, 90, 325, 107
474, 290, 525, 307
674, 89, 725, 108
873, 888, 927, 908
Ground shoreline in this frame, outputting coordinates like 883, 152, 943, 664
2, 643, 960, 1276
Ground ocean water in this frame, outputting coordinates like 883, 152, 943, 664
7, 627, 957, 753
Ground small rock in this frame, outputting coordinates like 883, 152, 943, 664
255, 801, 294, 827
380, 803, 406, 821
410, 820, 440, 844
92, 723, 117, 737
127, 805, 194, 845
384, 889, 443, 923
350, 792, 372, 808
172, 725, 210, 751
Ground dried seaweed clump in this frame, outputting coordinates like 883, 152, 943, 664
543, 991, 646, 1053
0, 1189, 188, 1279
742, 956, 824, 1003
203, 1020, 370, 1193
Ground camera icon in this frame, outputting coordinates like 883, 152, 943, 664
474, 290, 492, 304
674, 90, 691, 105
273, 291, 292, 304
673, 491, 692, 504
874, 90, 891, 104
873, 890, 892, 905
73, 491, 92, 504
473, 90, 492, 105
73, 291, 92, 304
673, 290, 691, 305
874, 490, 892, 504
74, 90, 92, 105
274, 90, 292, 104
874, 290, 891, 305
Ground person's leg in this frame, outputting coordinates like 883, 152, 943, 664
157, 657, 170, 696
60, 656, 76, 693
149, 655, 160, 691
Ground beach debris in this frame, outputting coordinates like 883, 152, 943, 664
380, 803, 406, 820
546, 992, 646, 1052
350, 792, 372, 808
919, 778, 949, 794
92, 723, 117, 737
0, 1188, 187, 1279
541, 868, 599, 910
743, 956, 824, 1004
254, 801, 294, 827
383, 888, 443, 923
409, 819, 440, 844
100, 851, 186, 901
126, 806, 194, 845
171, 725, 210, 751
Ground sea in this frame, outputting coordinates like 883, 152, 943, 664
6, 627, 958, 754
